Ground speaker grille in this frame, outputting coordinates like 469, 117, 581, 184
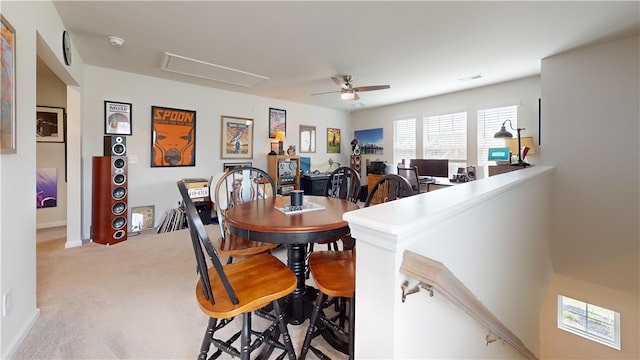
112, 201, 126, 215
104, 136, 127, 156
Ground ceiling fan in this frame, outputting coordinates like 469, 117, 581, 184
312, 75, 390, 101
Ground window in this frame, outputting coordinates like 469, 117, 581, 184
422, 112, 467, 160
423, 111, 467, 175
393, 118, 416, 166
477, 105, 517, 168
557, 295, 621, 350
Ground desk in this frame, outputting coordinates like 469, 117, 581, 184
224, 195, 359, 325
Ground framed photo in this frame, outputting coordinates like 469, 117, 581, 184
36, 106, 65, 143
268, 107, 286, 138
223, 162, 252, 172
270, 141, 279, 154
327, 128, 341, 153
299, 125, 316, 153
151, 106, 196, 167
131, 205, 155, 231
104, 100, 132, 135
221, 115, 254, 159
1, 15, 16, 153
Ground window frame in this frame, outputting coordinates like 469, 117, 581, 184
557, 295, 621, 350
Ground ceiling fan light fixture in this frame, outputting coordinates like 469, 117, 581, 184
341, 90, 356, 100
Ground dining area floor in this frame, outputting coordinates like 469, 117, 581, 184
12, 226, 347, 359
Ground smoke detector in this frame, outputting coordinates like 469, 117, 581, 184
108, 36, 125, 47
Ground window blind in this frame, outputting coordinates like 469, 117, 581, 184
422, 112, 467, 160
393, 118, 416, 166
477, 105, 518, 167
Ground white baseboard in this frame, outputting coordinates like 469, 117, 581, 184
65, 239, 83, 248
36, 221, 67, 229
2, 308, 40, 359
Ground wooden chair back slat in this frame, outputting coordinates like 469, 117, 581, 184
177, 180, 239, 305
365, 174, 414, 207
323, 166, 361, 203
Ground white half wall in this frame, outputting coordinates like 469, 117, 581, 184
346, 166, 553, 359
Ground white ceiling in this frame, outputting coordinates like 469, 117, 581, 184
52, 1, 639, 112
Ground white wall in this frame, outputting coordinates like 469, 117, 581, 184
539, 35, 639, 358
36, 59, 67, 229
541, 35, 639, 293
1, 1, 84, 357
350, 76, 541, 181
80, 66, 351, 240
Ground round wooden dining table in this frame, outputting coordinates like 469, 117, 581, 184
224, 195, 359, 325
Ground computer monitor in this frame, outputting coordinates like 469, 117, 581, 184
410, 159, 449, 178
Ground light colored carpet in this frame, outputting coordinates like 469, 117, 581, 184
13, 227, 345, 359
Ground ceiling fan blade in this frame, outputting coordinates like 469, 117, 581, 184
332, 76, 348, 89
311, 90, 342, 96
354, 85, 390, 92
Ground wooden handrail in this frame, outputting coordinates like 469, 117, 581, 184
400, 250, 538, 360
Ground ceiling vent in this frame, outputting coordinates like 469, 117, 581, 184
161, 52, 268, 88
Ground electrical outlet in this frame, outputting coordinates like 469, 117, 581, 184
128, 155, 138, 164
2, 291, 11, 317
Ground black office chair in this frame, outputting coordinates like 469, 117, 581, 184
397, 165, 421, 195
365, 174, 414, 207
177, 180, 297, 360
213, 167, 278, 263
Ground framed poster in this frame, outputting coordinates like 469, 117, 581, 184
354, 127, 384, 155
299, 125, 316, 153
36, 168, 58, 208
1, 15, 16, 154
221, 115, 254, 159
327, 128, 341, 153
268, 107, 286, 138
104, 100, 132, 135
131, 205, 155, 231
151, 106, 196, 167
36, 106, 65, 143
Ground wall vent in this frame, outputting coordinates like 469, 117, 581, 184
160, 52, 268, 88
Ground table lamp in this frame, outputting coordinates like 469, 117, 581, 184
506, 136, 535, 162
494, 120, 530, 167
275, 130, 286, 155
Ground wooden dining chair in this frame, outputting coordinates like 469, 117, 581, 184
323, 166, 361, 204
365, 173, 414, 207
177, 180, 297, 360
318, 166, 361, 251
300, 248, 356, 360
397, 165, 421, 195
213, 167, 278, 263
305, 166, 360, 280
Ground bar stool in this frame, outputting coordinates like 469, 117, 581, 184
300, 249, 355, 359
